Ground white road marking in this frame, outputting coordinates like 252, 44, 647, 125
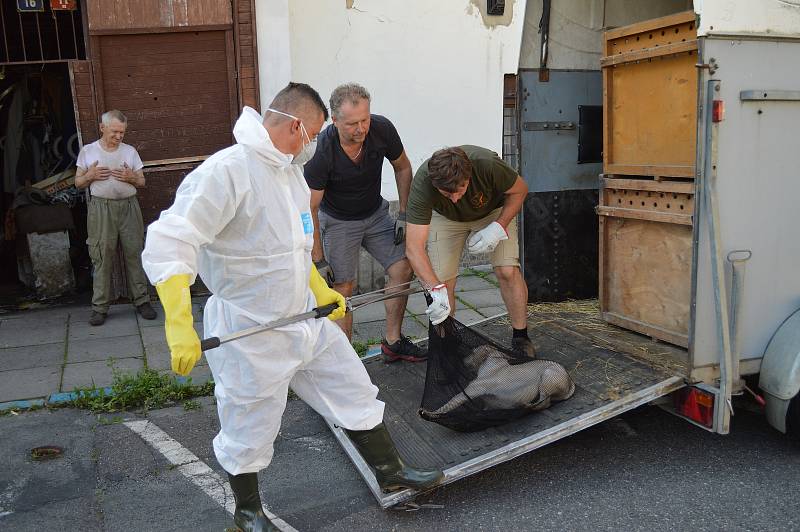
0, 477, 25, 521
125, 420, 298, 532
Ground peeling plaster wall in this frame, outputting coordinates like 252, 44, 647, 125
468, 0, 516, 27
519, 0, 693, 70
257, 0, 526, 200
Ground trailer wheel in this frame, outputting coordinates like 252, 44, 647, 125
788, 393, 800, 440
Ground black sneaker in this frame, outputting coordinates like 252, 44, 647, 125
510, 337, 536, 362
381, 336, 428, 363
137, 302, 157, 320
89, 311, 106, 326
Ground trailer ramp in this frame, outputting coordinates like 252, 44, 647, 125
327, 302, 687, 508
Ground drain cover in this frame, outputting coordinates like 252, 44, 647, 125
30, 446, 63, 461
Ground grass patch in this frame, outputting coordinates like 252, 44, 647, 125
68, 367, 214, 413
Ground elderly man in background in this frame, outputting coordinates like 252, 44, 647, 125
74, 110, 156, 326
304, 83, 426, 363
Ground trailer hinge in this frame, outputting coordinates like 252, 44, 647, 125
696, 57, 718, 75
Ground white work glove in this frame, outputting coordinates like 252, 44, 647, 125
426, 284, 451, 325
467, 221, 508, 254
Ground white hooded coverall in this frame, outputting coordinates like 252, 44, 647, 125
142, 107, 385, 475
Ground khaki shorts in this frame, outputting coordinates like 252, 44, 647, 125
427, 207, 520, 282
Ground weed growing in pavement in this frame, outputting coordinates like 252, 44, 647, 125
97, 415, 124, 425
0, 402, 47, 416
352, 341, 368, 357
351, 338, 383, 358
183, 399, 201, 411
455, 294, 480, 313
68, 367, 214, 413
57, 337, 389, 413
464, 267, 499, 287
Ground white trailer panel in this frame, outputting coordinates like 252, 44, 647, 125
694, 0, 800, 38
692, 37, 800, 369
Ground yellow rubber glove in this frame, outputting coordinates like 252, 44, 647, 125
155, 274, 202, 376
309, 263, 347, 321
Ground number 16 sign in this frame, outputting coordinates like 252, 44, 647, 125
16, 0, 45, 12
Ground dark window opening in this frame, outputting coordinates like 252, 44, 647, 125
487, 0, 505, 16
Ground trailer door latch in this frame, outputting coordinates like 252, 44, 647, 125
695, 57, 718, 75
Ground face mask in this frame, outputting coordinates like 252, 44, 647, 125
292, 138, 317, 166
266, 108, 318, 165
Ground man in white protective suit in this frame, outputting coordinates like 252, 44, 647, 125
142, 83, 442, 532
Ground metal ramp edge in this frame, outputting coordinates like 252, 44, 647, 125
326, 375, 685, 508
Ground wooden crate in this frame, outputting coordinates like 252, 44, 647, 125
598, 177, 695, 347
602, 11, 698, 179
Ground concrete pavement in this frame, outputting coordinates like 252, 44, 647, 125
0, 267, 507, 408
2, 388, 798, 531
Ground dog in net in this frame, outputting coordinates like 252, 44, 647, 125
418, 317, 575, 432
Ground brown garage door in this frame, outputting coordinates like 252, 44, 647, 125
96, 31, 236, 161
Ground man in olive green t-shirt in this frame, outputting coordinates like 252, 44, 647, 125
405, 145, 535, 359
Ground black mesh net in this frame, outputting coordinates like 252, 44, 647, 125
418, 317, 576, 432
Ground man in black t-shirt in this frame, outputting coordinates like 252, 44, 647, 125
304, 83, 426, 362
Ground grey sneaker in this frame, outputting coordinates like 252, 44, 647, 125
510, 337, 536, 361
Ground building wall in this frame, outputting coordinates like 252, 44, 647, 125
256, 0, 527, 201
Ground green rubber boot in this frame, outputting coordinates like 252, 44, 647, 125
227, 473, 278, 532
345, 422, 444, 492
